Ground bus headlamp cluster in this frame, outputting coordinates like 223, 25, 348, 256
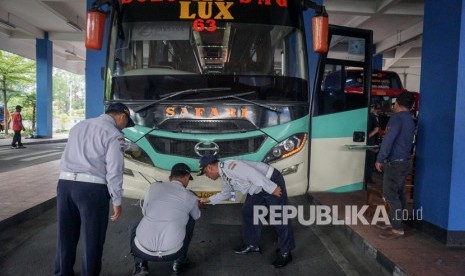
124, 138, 154, 167
263, 133, 307, 163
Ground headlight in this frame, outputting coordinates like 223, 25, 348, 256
124, 138, 154, 166
263, 133, 307, 164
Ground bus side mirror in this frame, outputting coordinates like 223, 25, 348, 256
85, 10, 106, 50
312, 15, 328, 54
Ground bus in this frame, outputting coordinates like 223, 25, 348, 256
328, 69, 419, 136
86, 0, 373, 200
0, 104, 11, 132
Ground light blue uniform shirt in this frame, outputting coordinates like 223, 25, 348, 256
60, 114, 125, 206
209, 160, 278, 205
135, 180, 201, 255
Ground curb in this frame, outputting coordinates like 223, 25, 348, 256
338, 220, 407, 276
307, 193, 407, 276
0, 138, 68, 147
0, 197, 57, 233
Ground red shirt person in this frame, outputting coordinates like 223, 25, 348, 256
11, 105, 26, 149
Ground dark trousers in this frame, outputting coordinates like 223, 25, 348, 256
365, 149, 377, 183
242, 169, 296, 253
130, 216, 196, 265
55, 179, 110, 276
382, 160, 411, 231
11, 131, 23, 147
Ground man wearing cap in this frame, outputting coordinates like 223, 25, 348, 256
198, 155, 295, 268
11, 105, 26, 149
375, 92, 415, 240
55, 103, 135, 276
129, 163, 200, 275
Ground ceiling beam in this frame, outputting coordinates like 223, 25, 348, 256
385, 3, 424, 16
376, 21, 423, 54
376, 0, 402, 14
0, 10, 44, 39
383, 39, 422, 70
49, 31, 84, 42
326, 0, 423, 16
37, 0, 84, 32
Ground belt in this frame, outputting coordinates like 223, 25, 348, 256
386, 159, 410, 162
265, 166, 275, 179
134, 237, 181, 257
59, 172, 106, 184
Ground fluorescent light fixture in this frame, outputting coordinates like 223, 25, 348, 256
0, 18, 15, 29
66, 21, 82, 32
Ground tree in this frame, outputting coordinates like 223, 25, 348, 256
23, 92, 37, 132
0, 51, 35, 134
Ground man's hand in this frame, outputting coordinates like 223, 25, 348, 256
110, 205, 122, 221
375, 162, 383, 172
199, 198, 210, 206
272, 186, 282, 197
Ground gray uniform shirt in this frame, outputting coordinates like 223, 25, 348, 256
209, 160, 278, 205
60, 114, 125, 205
136, 181, 201, 254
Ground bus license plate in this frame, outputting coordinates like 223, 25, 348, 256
194, 191, 219, 198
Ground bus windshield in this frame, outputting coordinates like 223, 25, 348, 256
107, 11, 308, 102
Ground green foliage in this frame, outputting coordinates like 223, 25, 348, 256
59, 113, 69, 130
0, 50, 36, 134
53, 68, 85, 116
0, 51, 85, 133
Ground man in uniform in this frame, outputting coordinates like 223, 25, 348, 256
375, 92, 415, 240
130, 163, 200, 275
55, 103, 135, 275
198, 154, 295, 268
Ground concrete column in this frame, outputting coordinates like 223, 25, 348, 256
85, 0, 109, 119
415, 0, 465, 246
36, 33, 53, 138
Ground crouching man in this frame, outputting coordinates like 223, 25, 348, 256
129, 163, 200, 275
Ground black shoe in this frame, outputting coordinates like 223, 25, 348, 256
272, 252, 292, 268
234, 245, 260, 254
133, 262, 149, 276
172, 259, 189, 274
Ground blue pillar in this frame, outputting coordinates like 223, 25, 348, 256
303, 0, 322, 92
415, 0, 465, 246
85, 0, 110, 119
36, 33, 53, 138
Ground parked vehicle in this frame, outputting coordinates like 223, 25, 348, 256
86, 0, 374, 199
0, 104, 11, 132
324, 69, 419, 136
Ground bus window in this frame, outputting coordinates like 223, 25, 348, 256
317, 65, 366, 115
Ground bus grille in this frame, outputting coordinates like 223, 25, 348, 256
157, 119, 257, 133
147, 135, 266, 158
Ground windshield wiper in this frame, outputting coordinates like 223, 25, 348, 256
198, 92, 281, 113
134, 87, 231, 113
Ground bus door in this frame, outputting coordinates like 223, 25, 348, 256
309, 25, 373, 192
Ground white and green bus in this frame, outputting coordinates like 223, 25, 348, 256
86, 0, 373, 200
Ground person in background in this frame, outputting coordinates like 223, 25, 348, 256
375, 92, 415, 240
55, 103, 135, 276
365, 103, 380, 184
11, 105, 26, 149
130, 163, 200, 276
198, 154, 295, 268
